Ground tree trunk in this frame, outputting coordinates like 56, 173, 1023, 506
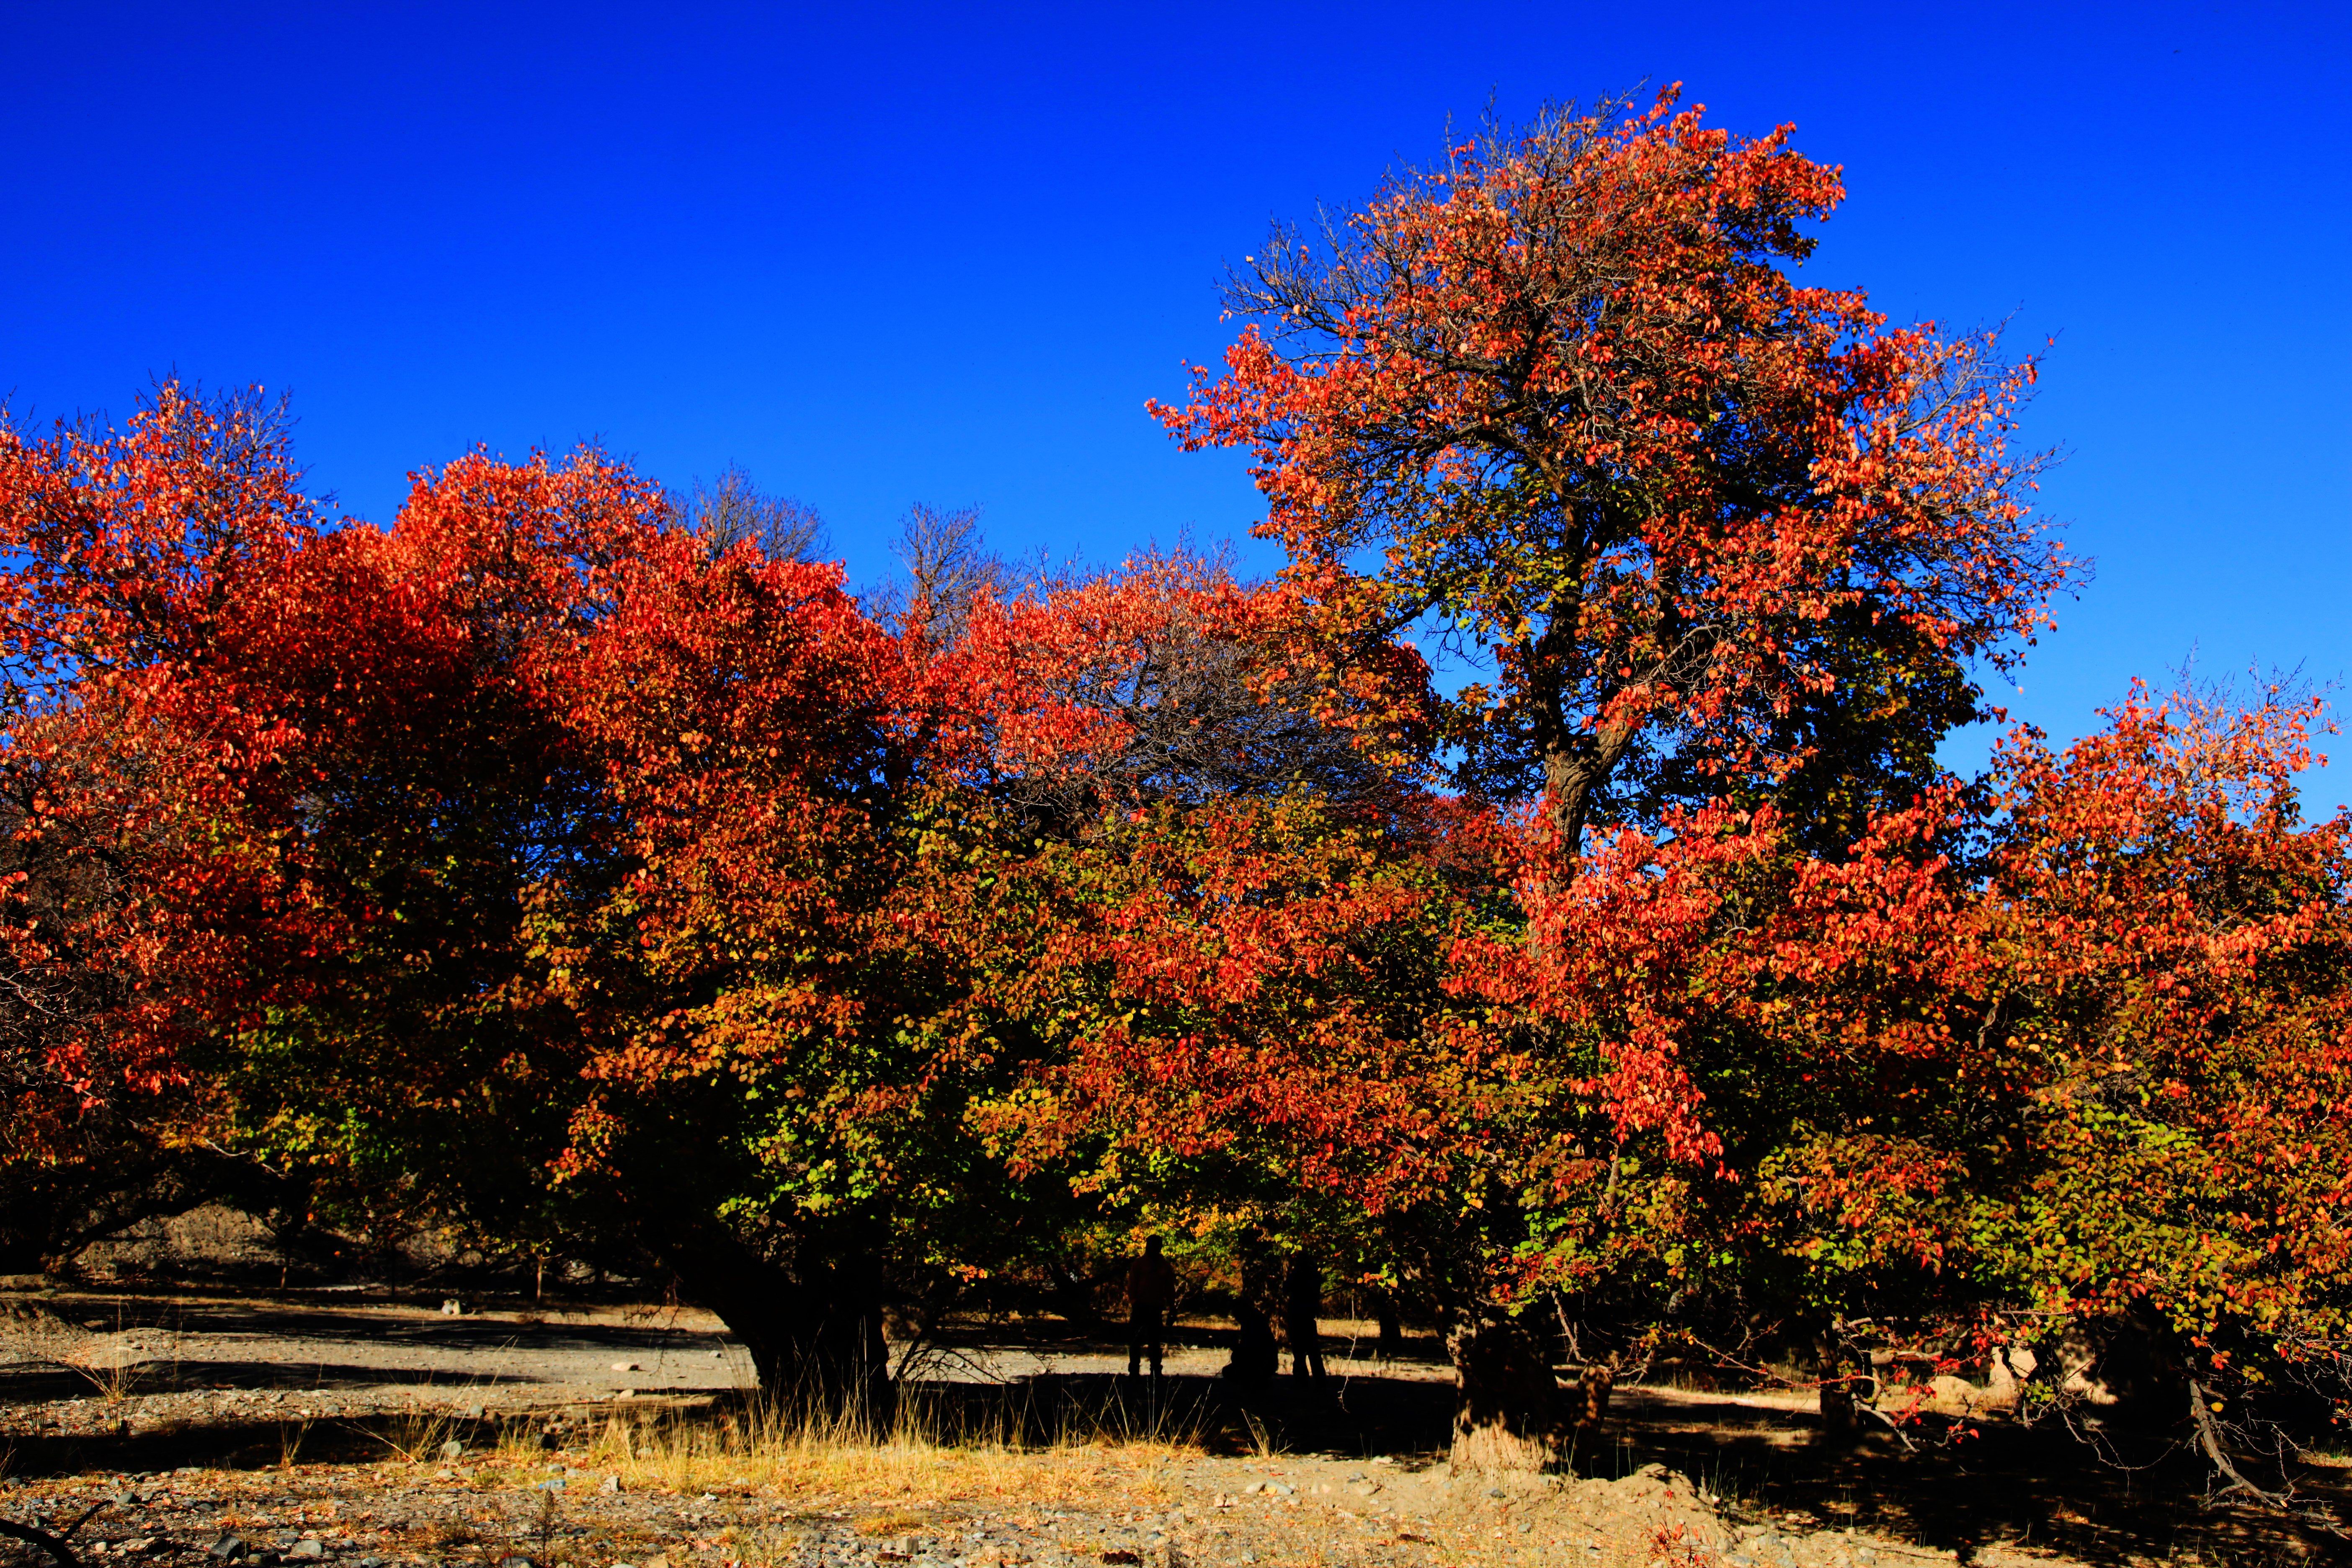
1540, 722, 1638, 862
1224, 1302, 1278, 1384
1813, 1326, 1857, 1439
1448, 1317, 1563, 1473
1573, 1362, 1614, 1427
0, 1230, 47, 1276
1045, 1258, 1107, 1331
658, 1223, 893, 1429
1283, 1250, 1327, 1382
1222, 1229, 1279, 1385
1375, 1296, 1403, 1360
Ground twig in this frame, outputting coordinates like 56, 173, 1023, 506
1852, 1397, 1920, 1452
2186, 1379, 2295, 1511
0, 1497, 110, 1568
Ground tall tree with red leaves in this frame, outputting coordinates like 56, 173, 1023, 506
0, 383, 338, 1268
1142, 91, 2090, 1467
1157, 90, 2068, 853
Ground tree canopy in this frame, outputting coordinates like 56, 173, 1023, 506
2, 93, 2343, 1504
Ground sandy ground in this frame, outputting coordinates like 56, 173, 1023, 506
3, 1289, 2342, 1568
3, 1295, 746, 1428
1, 1295, 1453, 1437
0, 1438, 1956, 1568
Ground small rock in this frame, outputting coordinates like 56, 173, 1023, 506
440, 1300, 462, 1317
611, 1362, 641, 1372
1486, 1488, 1507, 1499
289, 1541, 325, 1560
617, 1388, 637, 1398
464, 1404, 485, 1419
438, 1440, 465, 1462
598, 1475, 623, 1495
1266, 1483, 1295, 1497
498, 1558, 532, 1568
211, 1536, 248, 1561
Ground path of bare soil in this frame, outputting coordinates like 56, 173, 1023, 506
3, 1290, 2343, 1568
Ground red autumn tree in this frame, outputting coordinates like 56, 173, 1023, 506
1951, 690, 2352, 1493
173, 447, 1002, 1413
509, 502, 936, 1412
1156, 90, 2068, 851
1143, 91, 2088, 1467
0, 395, 1001, 1407
1471, 685, 2352, 1490
0, 383, 341, 1267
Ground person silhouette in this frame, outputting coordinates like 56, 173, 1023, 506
1126, 1235, 1177, 1379
1221, 1227, 1279, 1385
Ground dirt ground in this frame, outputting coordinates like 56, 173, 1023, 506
3, 1289, 2344, 1568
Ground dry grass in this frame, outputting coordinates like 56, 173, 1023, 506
0, 1300, 176, 1406
367, 1401, 467, 1464
482, 1397, 1200, 1513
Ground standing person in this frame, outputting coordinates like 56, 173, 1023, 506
1126, 1235, 1177, 1380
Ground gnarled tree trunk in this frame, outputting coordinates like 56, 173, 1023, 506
1572, 1362, 1614, 1427
1813, 1325, 1859, 1439
658, 1222, 893, 1429
1449, 1316, 1563, 1473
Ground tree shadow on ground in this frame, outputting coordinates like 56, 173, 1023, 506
5, 1309, 2344, 1566
1594, 1387, 2348, 1567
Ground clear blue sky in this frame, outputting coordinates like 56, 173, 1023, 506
5, 2, 2346, 807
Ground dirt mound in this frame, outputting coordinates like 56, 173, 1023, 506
1427, 1462, 1735, 1565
